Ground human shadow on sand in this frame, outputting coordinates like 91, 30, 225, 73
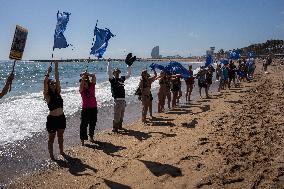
166, 108, 192, 115
148, 117, 176, 127
119, 129, 152, 141
85, 141, 127, 157
104, 179, 131, 189
182, 118, 198, 128
54, 153, 97, 176
140, 160, 182, 177
224, 100, 243, 104
150, 131, 177, 138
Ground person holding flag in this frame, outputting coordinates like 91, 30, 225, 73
107, 59, 132, 132
43, 61, 66, 160
42, 11, 71, 160
79, 72, 97, 146
0, 72, 14, 99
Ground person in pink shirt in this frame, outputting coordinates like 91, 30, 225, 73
79, 72, 97, 146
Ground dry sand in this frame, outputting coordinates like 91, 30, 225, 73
9, 60, 284, 189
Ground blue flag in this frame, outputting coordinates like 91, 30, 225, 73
90, 26, 114, 58
205, 54, 213, 67
220, 58, 229, 65
229, 50, 240, 60
247, 52, 255, 58
53, 11, 71, 50
149, 63, 165, 71
149, 62, 191, 78
165, 61, 191, 78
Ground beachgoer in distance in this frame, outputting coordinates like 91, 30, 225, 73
228, 60, 237, 88
107, 60, 132, 132
43, 61, 66, 160
263, 55, 272, 74
79, 72, 97, 146
165, 73, 172, 109
247, 58, 256, 79
205, 66, 214, 97
171, 74, 182, 107
196, 67, 209, 98
238, 59, 247, 82
139, 69, 157, 123
185, 65, 194, 101
0, 72, 14, 99
157, 71, 167, 112
215, 63, 221, 81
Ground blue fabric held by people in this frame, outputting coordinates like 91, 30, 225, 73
220, 58, 229, 65
90, 26, 114, 58
149, 62, 191, 78
165, 61, 191, 78
53, 11, 71, 50
229, 50, 240, 60
149, 63, 165, 72
205, 54, 213, 67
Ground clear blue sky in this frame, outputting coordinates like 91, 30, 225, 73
0, 0, 283, 60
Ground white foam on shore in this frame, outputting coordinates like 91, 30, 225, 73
0, 75, 155, 145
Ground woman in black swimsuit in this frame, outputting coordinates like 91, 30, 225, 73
43, 61, 66, 160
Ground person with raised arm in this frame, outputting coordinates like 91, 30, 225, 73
79, 72, 97, 146
43, 61, 65, 160
107, 60, 132, 132
139, 69, 157, 123
0, 72, 14, 99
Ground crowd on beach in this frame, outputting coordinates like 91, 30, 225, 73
0, 54, 279, 160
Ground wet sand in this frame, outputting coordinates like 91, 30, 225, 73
7, 60, 284, 188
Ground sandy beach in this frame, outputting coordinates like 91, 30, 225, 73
8, 60, 284, 189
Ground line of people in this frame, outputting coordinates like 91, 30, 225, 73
3, 56, 275, 160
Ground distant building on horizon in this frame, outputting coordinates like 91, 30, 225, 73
151, 46, 162, 58
164, 54, 183, 59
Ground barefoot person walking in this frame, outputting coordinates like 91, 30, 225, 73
79, 72, 97, 146
107, 60, 132, 132
43, 61, 66, 160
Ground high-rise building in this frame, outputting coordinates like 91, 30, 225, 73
151, 46, 161, 58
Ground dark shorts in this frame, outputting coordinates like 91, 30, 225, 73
46, 114, 66, 133
171, 85, 181, 92
81, 107, 98, 123
198, 82, 207, 88
150, 93, 153, 101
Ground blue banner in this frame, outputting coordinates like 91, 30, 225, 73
90, 26, 114, 58
149, 61, 191, 78
53, 11, 71, 50
205, 54, 213, 67
220, 58, 229, 65
229, 50, 240, 60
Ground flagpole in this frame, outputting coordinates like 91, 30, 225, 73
86, 19, 99, 72
9, 59, 17, 92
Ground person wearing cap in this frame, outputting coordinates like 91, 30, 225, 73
0, 72, 14, 99
107, 60, 132, 132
